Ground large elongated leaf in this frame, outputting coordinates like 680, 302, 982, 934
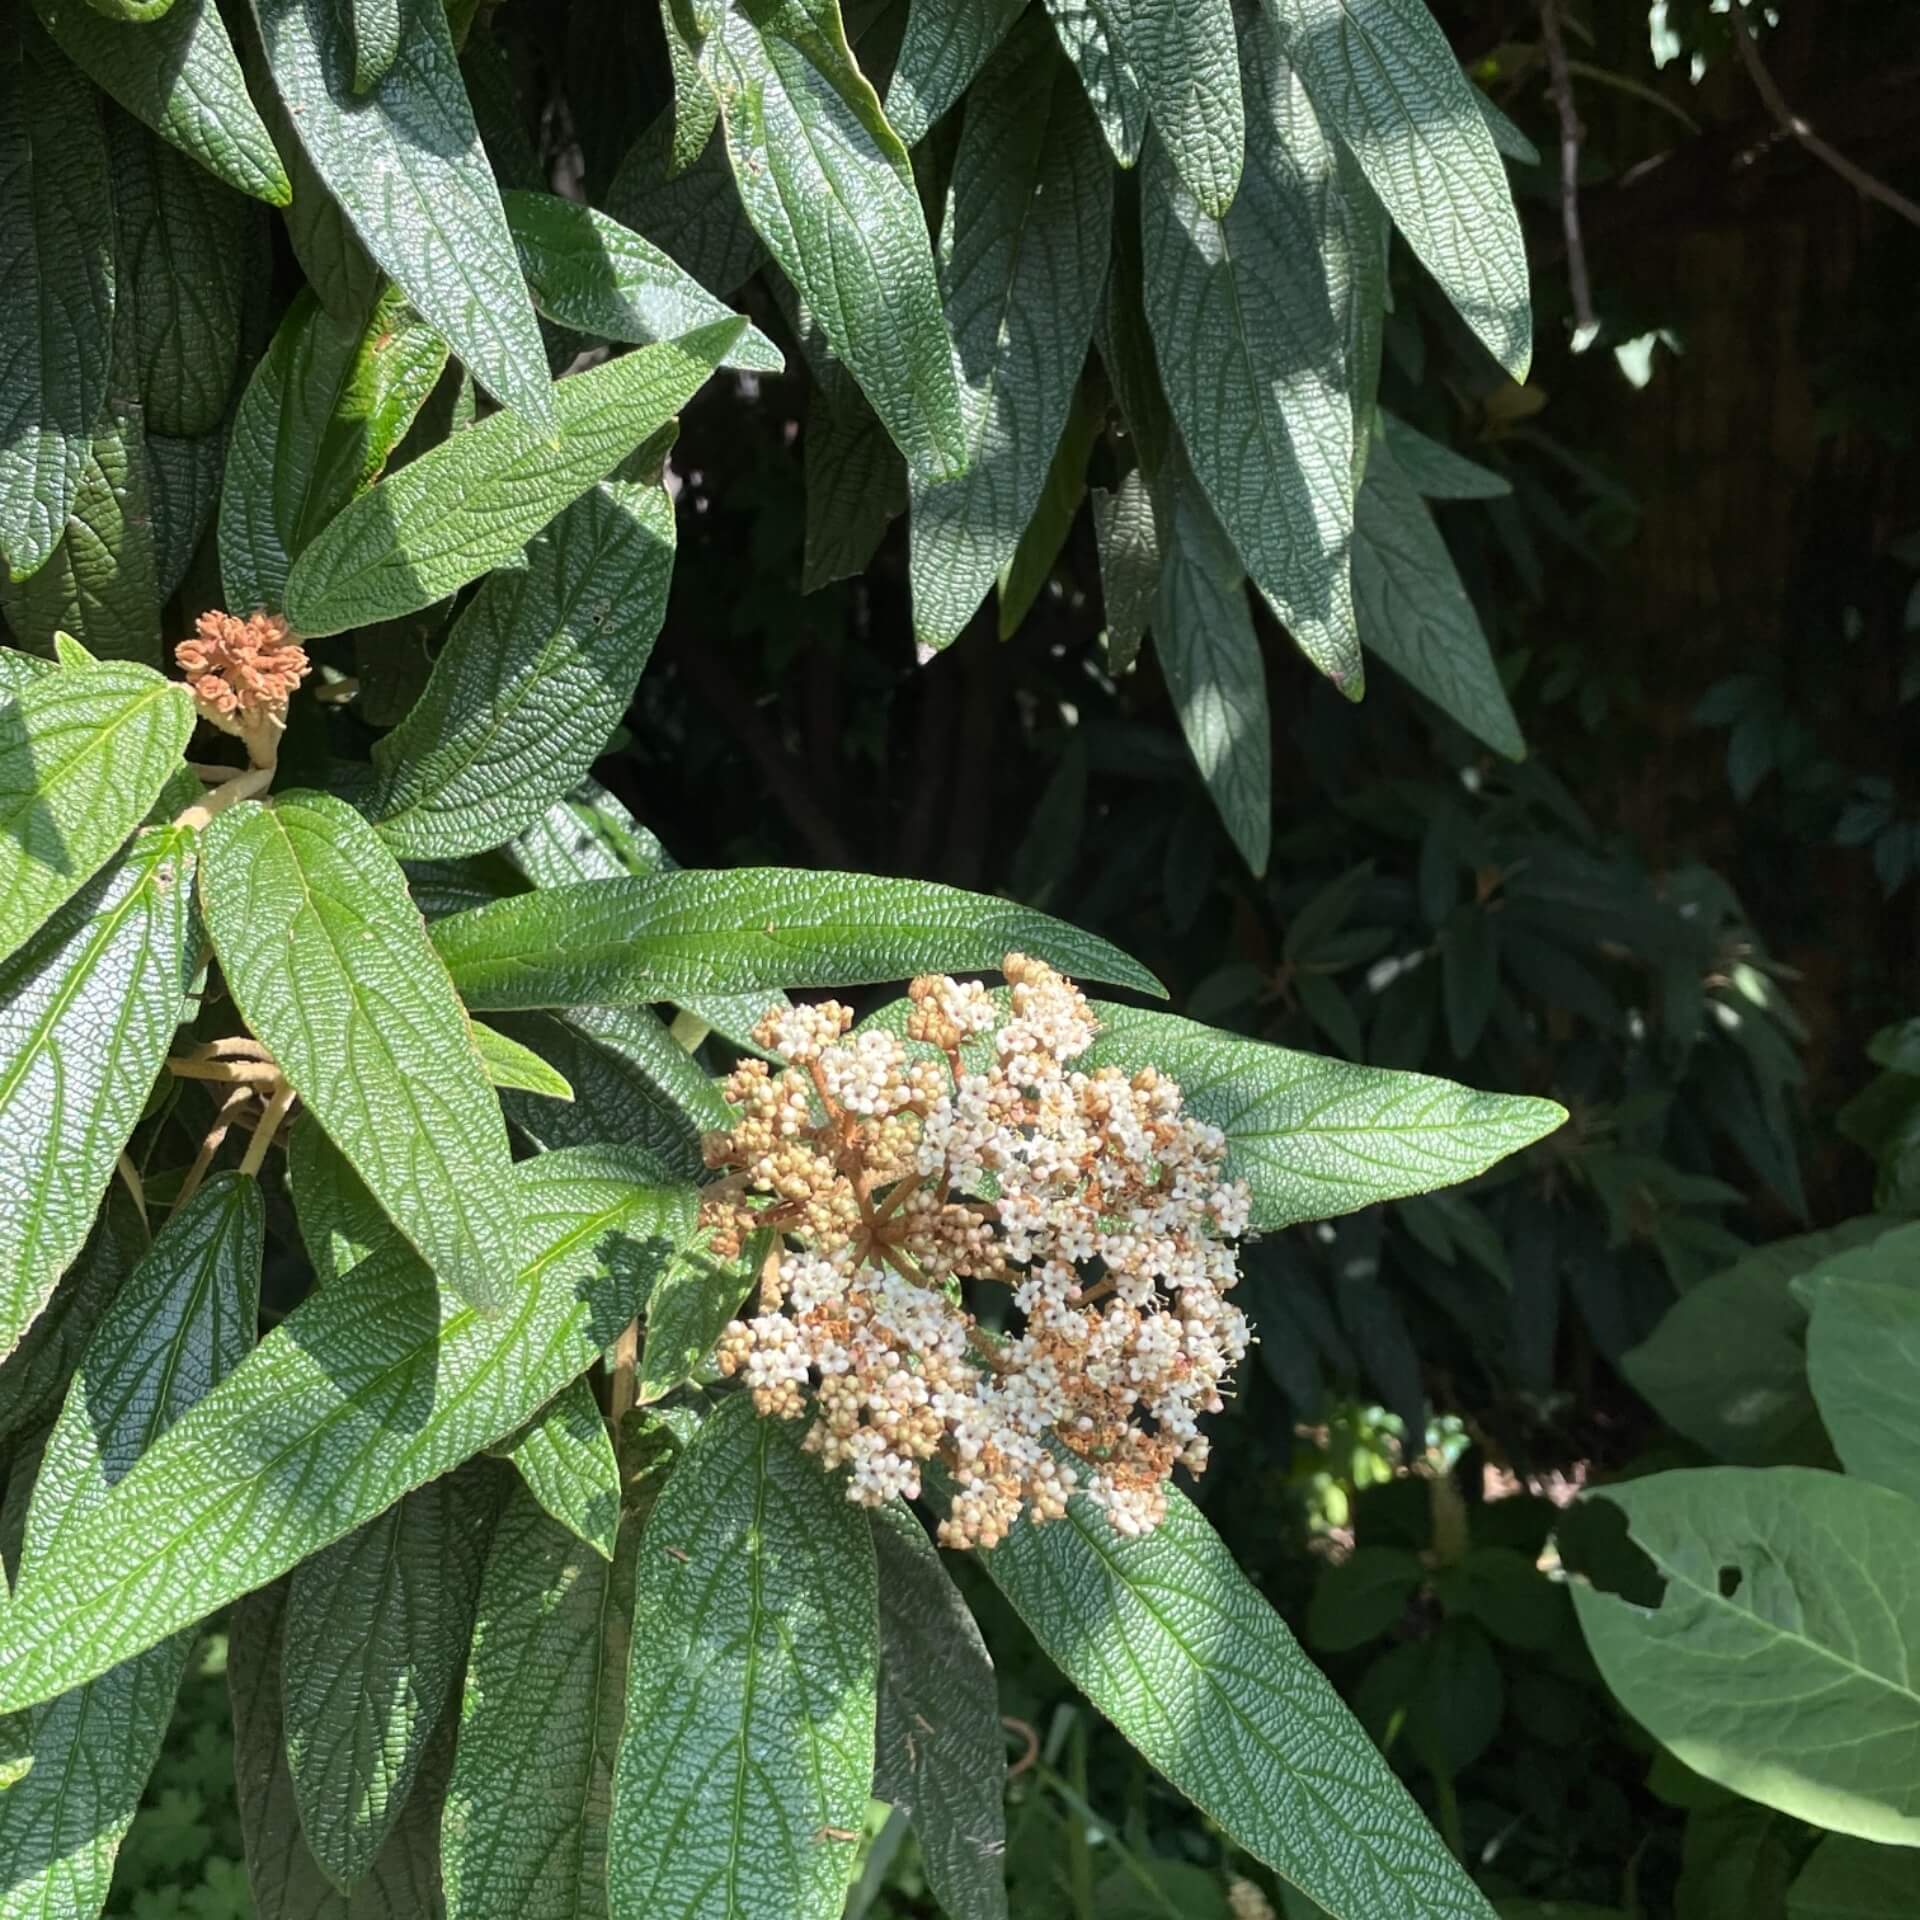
252, 0, 554, 426
490, 1377, 621, 1561
221, 285, 448, 616
1267, 0, 1531, 378
1093, 468, 1158, 674
0, 659, 193, 964
1141, 19, 1358, 693
284, 325, 740, 634
606, 115, 769, 302
1789, 1836, 1920, 1919
701, 0, 966, 484
884, 0, 1026, 146
441, 1482, 622, 1919
287, 1112, 396, 1288
980, 1485, 1496, 1919
32, 0, 290, 204
1801, 1244, 1920, 1503
909, 21, 1112, 649
228, 1582, 450, 1918
0, 413, 162, 665
0, 1148, 694, 1713
1102, 0, 1241, 215
1352, 446, 1524, 759
1152, 451, 1272, 876
369, 475, 676, 858
0, 24, 116, 582
0, 1175, 261, 1920
284, 1471, 495, 1887
869, 1502, 1008, 1920
608, 1395, 877, 1920
1081, 1002, 1563, 1230
430, 867, 1163, 1007
1573, 1467, 1920, 1847
0, 828, 193, 1363
1041, 0, 1146, 166
200, 791, 519, 1311
503, 190, 781, 372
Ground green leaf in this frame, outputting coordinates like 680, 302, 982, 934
1789, 1835, 1920, 1919
441, 1480, 622, 1918
637, 1232, 763, 1405
1093, 469, 1159, 674
661, 0, 719, 171
997, 372, 1103, 642
1151, 452, 1272, 876
1473, 84, 1537, 166
109, 117, 250, 439
1102, 0, 1241, 216
1572, 1466, 1920, 1848
431, 867, 1164, 1008
252, 0, 554, 426
702, 0, 966, 484
1041, 0, 1147, 167
1141, 19, 1359, 694
284, 1470, 494, 1887
228, 1580, 449, 1918
503, 189, 783, 372
220, 284, 449, 616
0, 662, 193, 966
1801, 1249, 1920, 1502
490, 1377, 621, 1561
0, 22, 117, 582
31, 0, 288, 204
884, 0, 1026, 146
0, 1174, 261, 1918
0, 827, 194, 1363
1307, 1545, 1423, 1652
472, 1019, 575, 1101
606, 114, 769, 302
286, 1111, 395, 1287
909, 19, 1112, 650
869, 1501, 1008, 1920
1352, 446, 1524, 759
0, 413, 162, 666
0, 1147, 695, 1714
980, 1484, 1497, 1919
348, 0, 400, 93
284, 326, 740, 635
1378, 413, 1510, 500
1080, 1001, 1563, 1231
199, 791, 519, 1311
368, 474, 676, 859
803, 384, 906, 592
1268, 0, 1531, 379
608, 1394, 877, 1920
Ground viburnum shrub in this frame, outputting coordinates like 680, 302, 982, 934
0, 0, 1562, 1914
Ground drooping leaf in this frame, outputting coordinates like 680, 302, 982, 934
31, 0, 289, 203
803, 384, 906, 592
472, 1020, 576, 1101
1800, 1238, 1920, 1503
869, 1501, 1009, 1920
0, 1174, 261, 1919
199, 790, 520, 1311
252, 0, 555, 426
980, 1484, 1498, 1919
284, 325, 741, 635
1151, 451, 1272, 876
220, 285, 449, 616
1141, 18, 1359, 693
430, 867, 1164, 1007
605, 115, 769, 302
701, 0, 966, 484
440, 1480, 622, 1919
608, 1394, 878, 1920
1040, 0, 1146, 166
1378, 413, 1510, 500
1573, 1467, 1920, 1848
369, 474, 676, 858
637, 1231, 764, 1405
1093, 469, 1159, 674
228, 1581, 450, 1918
143, 429, 224, 602
283, 1470, 496, 1887
0, 1148, 695, 1713
1352, 445, 1524, 759
1267, 0, 1531, 379
1788, 1835, 1920, 1919
490, 1376, 621, 1561
1101, 0, 1241, 215
909, 19, 1113, 650
997, 372, 1103, 641
503, 189, 782, 372
286, 1111, 396, 1288
348, 0, 400, 92
0, 22, 116, 582
884, 0, 1026, 146
0, 413, 162, 665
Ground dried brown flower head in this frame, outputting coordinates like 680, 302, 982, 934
176, 610, 311, 737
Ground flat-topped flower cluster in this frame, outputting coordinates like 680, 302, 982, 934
702, 955, 1251, 1546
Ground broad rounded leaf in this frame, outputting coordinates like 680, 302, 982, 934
1789, 1835, 1920, 1919
1801, 1234, 1920, 1502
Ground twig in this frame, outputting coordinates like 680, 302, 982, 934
1729, 2, 1920, 230
238, 1081, 298, 1178
115, 1152, 148, 1233
1539, 0, 1598, 345
177, 1085, 255, 1208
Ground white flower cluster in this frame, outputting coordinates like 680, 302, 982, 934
705, 954, 1252, 1547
